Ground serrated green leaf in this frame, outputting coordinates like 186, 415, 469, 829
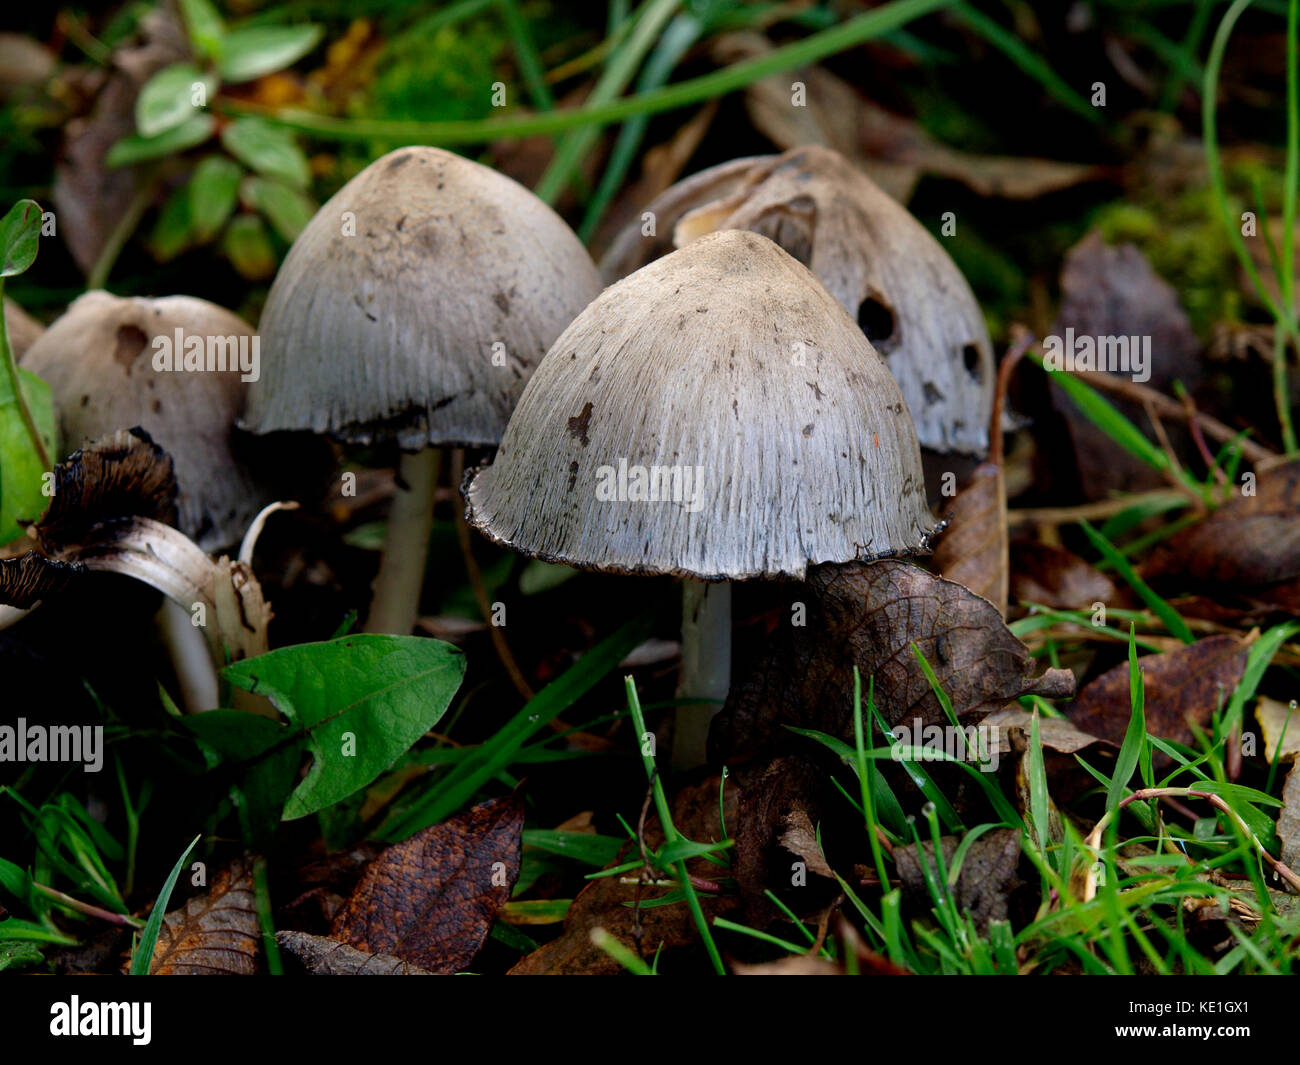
222, 635, 466, 819
219, 25, 324, 82
106, 113, 215, 168
188, 155, 242, 241
240, 175, 315, 242
136, 63, 215, 137
220, 117, 310, 189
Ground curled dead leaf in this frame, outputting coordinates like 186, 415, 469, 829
148, 857, 259, 975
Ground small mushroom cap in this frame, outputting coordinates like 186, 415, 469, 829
21, 291, 269, 550
465, 229, 939, 581
243, 146, 603, 449
600, 146, 994, 456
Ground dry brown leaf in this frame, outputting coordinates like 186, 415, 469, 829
893, 829, 1022, 934
1010, 540, 1117, 610
982, 706, 1102, 754
779, 809, 835, 881
1255, 696, 1300, 762
509, 778, 738, 975
1068, 635, 1248, 747
730, 954, 845, 975
933, 462, 1006, 613
276, 930, 436, 975
711, 560, 1075, 764
332, 794, 523, 974
1276, 762, 1300, 870
149, 857, 259, 975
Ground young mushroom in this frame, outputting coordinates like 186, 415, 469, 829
465, 229, 940, 767
242, 146, 602, 636
601, 145, 994, 457
20, 291, 273, 551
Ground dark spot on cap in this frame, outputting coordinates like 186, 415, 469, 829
963, 344, 982, 378
566, 401, 593, 447
387, 152, 412, 172
494, 291, 510, 315
567, 460, 579, 492
857, 297, 896, 346
802, 423, 814, 437
113, 325, 148, 372
923, 382, 944, 404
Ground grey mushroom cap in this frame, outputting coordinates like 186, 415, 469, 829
600, 146, 994, 456
21, 291, 270, 550
243, 146, 603, 449
465, 229, 940, 582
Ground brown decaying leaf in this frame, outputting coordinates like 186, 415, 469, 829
1009, 540, 1117, 610
1049, 232, 1205, 500
1278, 762, 1300, 870
1255, 696, 1300, 763
276, 931, 435, 976
1143, 459, 1300, 607
933, 463, 1006, 614
893, 829, 1022, 934
711, 560, 1075, 764
713, 32, 1103, 204
149, 857, 259, 975
332, 795, 523, 974
779, 809, 835, 881
981, 706, 1101, 755
730, 954, 844, 975
509, 778, 738, 975
1067, 635, 1248, 747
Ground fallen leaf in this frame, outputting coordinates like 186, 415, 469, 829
148, 857, 259, 975
710, 560, 1075, 764
1049, 232, 1205, 500
1067, 635, 1248, 747
1254, 696, 1300, 763
332, 794, 523, 974
933, 462, 1006, 613
1275, 762, 1300, 870
1143, 459, 1300, 608
1010, 540, 1117, 610
276, 930, 435, 975
509, 778, 738, 974
730, 954, 844, 975
713, 32, 1104, 203
981, 706, 1102, 754
779, 809, 835, 881
893, 828, 1022, 934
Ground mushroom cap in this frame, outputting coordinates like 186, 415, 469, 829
243, 146, 603, 449
600, 146, 994, 456
465, 229, 939, 581
21, 291, 269, 550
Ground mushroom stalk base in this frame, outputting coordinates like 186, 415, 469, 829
366, 448, 440, 635
156, 597, 219, 714
673, 579, 732, 770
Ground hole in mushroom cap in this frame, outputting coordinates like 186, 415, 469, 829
857, 297, 896, 346
113, 325, 148, 372
962, 344, 982, 378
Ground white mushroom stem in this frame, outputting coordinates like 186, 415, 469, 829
672, 579, 732, 769
366, 448, 440, 635
155, 598, 219, 715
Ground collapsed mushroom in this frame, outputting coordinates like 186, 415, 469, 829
465, 230, 940, 767
601, 145, 994, 457
242, 146, 603, 636
20, 291, 276, 551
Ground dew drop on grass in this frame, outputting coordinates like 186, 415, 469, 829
921, 801, 936, 818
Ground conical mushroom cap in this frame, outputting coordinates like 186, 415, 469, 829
600, 146, 993, 456
466, 230, 939, 581
243, 146, 603, 449
21, 291, 268, 550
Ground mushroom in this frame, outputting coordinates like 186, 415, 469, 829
600, 145, 994, 457
4, 297, 43, 359
20, 291, 272, 551
465, 229, 939, 766
242, 146, 603, 636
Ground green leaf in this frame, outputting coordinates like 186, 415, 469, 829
240, 175, 315, 242
178, 0, 226, 61
521, 829, 624, 867
0, 368, 55, 543
0, 199, 41, 277
220, 213, 277, 280
0, 857, 31, 902
188, 156, 243, 241
147, 185, 195, 261
135, 63, 215, 137
0, 939, 44, 971
219, 25, 324, 83
222, 634, 466, 820
131, 835, 199, 974
106, 113, 215, 168
220, 117, 310, 189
